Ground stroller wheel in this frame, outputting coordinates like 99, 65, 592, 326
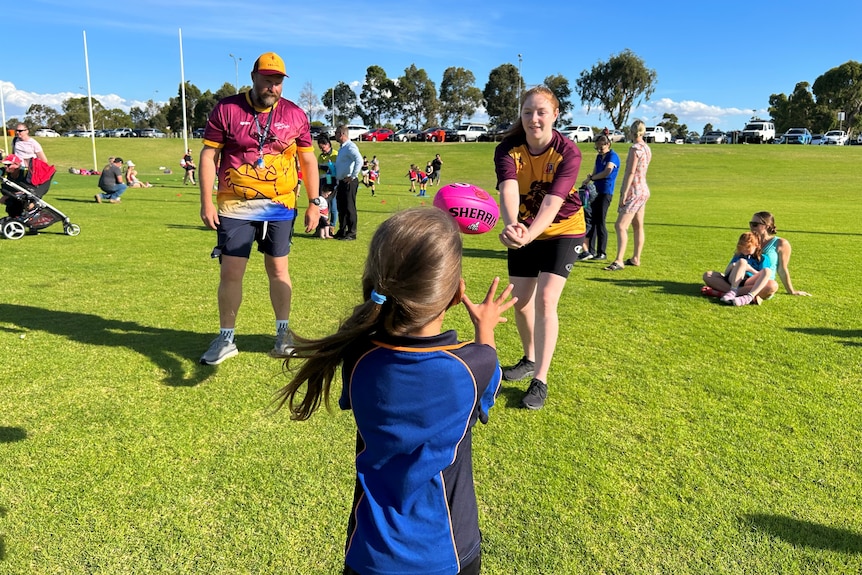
2, 220, 26, 240
64, 223, 81, 236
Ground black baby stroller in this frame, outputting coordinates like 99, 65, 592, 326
0, 157, 80, 240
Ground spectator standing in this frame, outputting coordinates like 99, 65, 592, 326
430, 153, 443, 185
579, 134, 619, 261
198, 51, 320, 365
12, 124, 48, 164
317, 135, 339, 230
95, 157, 127, 203
333, 125, 362, 241
182, 149, 197, 185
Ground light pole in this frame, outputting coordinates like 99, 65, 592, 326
517, 54, 523, 113
229, 53, 241, 94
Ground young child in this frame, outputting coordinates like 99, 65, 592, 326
315, 188, 334, 239
275, 207, 515, 575
367, 168, 378, 196
702, 232, 765, 304
417, 166, 430, 196
406, 164, 419, 193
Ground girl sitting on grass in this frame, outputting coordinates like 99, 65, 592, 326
274, 207, 515, 575
702, 231, 763, 303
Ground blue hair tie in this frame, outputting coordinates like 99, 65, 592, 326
370, 289, 387, 305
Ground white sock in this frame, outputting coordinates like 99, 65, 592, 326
276, 320, 289, 334
219, 328, 235, 343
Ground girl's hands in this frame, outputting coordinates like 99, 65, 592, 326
461, 277, 517, 348
499, 222, 530, 249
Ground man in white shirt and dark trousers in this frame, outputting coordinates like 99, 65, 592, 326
333, 125, 363, 241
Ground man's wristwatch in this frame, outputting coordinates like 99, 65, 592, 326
310, 197, 321, 206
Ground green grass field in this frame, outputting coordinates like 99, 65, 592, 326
1, 137, 860, 574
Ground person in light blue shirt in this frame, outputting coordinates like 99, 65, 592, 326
580, 134, 619, 261
333, 125, 363, 240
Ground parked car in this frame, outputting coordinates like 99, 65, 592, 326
479, 123, 512, 142
741, 119, 775, 143
191, 128, 206, 138
421, 126, 447, 142
389, 128, 422, 142
345, 124, 368, 141
821, 130, 848, 146
685, 134, 701, 144
309, 125, 334, 139
560, 125, 594, 142
95, 129, 113, 138
444, 124, 488, 142
75, 129, 94, 137
781, 127, 812, 145
137, 128, 166, 138
810, 134, 824, 146
361, 128, 394, 142
110, 127, 134, 137
644, 126, 671, 143
700, 131, 727, 144
34, 128, 60, 138
608, 129, 626, 143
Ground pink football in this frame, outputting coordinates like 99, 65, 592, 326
433, 183, 500, 234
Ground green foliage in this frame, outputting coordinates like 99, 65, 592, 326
813, 60, 862, 134
359, 65, 398, 127
576, 49, 657, 130
769, 82, 831, 134
544, 74, 574, 122
24, 104, 61, 130
2, 138, 861, 573
323, 81, 359, 126
439, 67, 484, 126
483, 63, 520, 125
658, 112, 687, 139
396, 64, 438, 128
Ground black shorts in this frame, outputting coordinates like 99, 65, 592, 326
215, 216, 295, 258
507, 236, 583, 279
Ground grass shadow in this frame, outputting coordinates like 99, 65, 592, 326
744, 514, 862, 553
462, 247, 507, 261
0, 304, 217, 387
587, 277, 704, 298
497, 383, 529, 409
0, 427, 26, 444
786, 327, 862, 347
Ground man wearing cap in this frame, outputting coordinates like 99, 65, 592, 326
95, 157, 127, 204
12, 124, 48, 164
198, 51, 320, 366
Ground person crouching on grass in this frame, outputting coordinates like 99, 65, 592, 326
274, 207, 515, 575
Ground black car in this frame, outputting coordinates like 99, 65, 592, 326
192, 128, 205, 138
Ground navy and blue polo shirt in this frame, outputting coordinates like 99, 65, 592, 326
339, 330, 501, 575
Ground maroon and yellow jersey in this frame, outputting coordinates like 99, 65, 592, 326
494, 130, 584, 240
203, 92, 313, 221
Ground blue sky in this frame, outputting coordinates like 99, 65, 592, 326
5, 0, 859, 133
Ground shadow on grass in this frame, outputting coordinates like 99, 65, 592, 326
0, 304, 225, 387
587, 277, 704, 298
166, 223, 210, 232
0, 427, 27, 443
744, 514, 862, 553
497, 383, 529, 409
463, 247, 507, 260
786, 327, 862, 347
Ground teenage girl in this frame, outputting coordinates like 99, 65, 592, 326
275, 207, 515, 575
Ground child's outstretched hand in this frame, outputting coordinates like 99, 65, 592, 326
460, 277, 516, 349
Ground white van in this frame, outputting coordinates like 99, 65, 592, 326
741, 120, 775, 144
345, 125, 368, 141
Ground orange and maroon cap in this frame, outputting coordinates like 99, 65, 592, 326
253, 52, 287, 77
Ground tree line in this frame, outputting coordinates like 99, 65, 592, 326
11, 53, 861, 140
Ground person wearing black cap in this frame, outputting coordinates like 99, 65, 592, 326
95, 157, 127, 203
198, 51, 320, 365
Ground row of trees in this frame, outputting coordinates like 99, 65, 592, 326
12, 55, 861, 140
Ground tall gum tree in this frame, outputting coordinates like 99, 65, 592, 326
575, 49, 656, 130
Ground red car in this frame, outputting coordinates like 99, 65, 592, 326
421, 127, 447, 142
362, 128, 394, 142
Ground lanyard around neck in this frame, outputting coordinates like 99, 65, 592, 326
253, 109, 274, 166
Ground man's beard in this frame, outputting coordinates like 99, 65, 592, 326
252, 89, 278, 108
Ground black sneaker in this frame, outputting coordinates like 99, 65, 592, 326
577, 251, 594, 261
521, 378, 547, 410
593, 253, 607, 261
502, 356, 535, 381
